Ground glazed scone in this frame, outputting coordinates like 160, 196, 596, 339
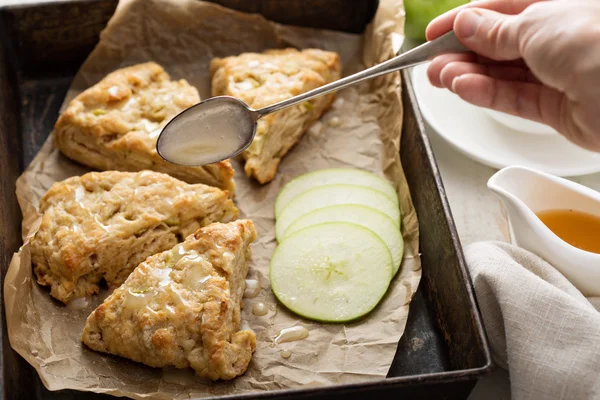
82, 220, 257, 381
54, 62, 236, 194
31, 170, 238, 304
211, 49, 341, 183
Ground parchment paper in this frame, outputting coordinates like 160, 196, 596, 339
4, 0, 422, 398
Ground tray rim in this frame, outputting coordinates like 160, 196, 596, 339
0, 0, 493, 398
400, 65, 492, 373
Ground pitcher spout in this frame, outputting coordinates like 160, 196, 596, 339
487, 166, 542, 247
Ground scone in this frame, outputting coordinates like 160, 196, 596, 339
82, 220, 257, 381
211, 49, 341, 183
31, 170, 238, 304
54, 62, 236, 194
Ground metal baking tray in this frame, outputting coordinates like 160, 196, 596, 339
0, 0, 491, 399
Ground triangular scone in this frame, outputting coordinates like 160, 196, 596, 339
211, 49, 341, 183
54, 62, 236, 194
31, 171, 238, 304
82, 220, 257, 381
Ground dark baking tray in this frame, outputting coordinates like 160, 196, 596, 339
0, 1, 491, 399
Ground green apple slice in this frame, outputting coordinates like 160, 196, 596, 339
275, 168, 398, 217
282, 204, 404, 276
275, 184, 400, 241
270, 222, 393, 322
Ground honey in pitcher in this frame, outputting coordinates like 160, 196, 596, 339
536, 209, 600, 254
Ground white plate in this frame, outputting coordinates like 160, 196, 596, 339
483, 108, 558, 135
410, 64, 600, 177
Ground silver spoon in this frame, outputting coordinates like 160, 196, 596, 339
156, 31, 468, 166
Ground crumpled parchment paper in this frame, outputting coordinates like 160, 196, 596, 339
3, 0, 422, 398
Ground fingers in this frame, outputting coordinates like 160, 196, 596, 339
451, 73, 564, 130
428, 55, 538, 88
427, 53, 477, 87
451, 74, 600, 151
438, 62, 539, 88
425, 0, 545, 41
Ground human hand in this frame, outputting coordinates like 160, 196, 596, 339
425, 0, 600, 151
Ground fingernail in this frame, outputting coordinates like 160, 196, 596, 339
456, 10, 482, 39
451, 76, 462, 93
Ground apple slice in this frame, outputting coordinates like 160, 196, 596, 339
282, 204, 404, 276
275, 168, 398, 217
275, 184, 400, 241
270, 222, 392, 322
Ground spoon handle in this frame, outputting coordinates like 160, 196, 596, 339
255, 30, 469, 118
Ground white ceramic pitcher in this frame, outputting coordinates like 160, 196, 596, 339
488, 166, 600, 296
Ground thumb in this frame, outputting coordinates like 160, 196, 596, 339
454, 8, 523, 60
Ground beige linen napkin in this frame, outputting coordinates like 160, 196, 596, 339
465, 242, 600, 400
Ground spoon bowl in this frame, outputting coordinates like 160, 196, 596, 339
156, 96, 257, 166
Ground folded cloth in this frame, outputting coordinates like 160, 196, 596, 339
465, 242, 600, 400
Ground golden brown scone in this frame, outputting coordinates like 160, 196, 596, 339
82, 220, 257, 381
54, 62, 236, 194
211, 49, 341, 183
31, 170, 238, 304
